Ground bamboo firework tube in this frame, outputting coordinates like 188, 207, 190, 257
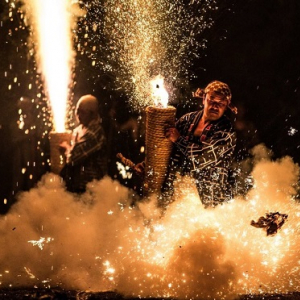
49, 131, 72, 174
144, 105, 176, 195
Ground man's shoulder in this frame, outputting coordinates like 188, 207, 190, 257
78, 120, 105, 142
181, 110, 202, 120
88, 119, 104, 132
73, 124, 84, 136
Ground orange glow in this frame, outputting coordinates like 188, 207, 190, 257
24, 0, 75, 132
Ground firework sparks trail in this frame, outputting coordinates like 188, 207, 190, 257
22, 0, 77, 133
82, 0, 218, 109
3, 0, 218, 121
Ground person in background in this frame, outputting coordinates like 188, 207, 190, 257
60, 94, 107, 193
162, 80, 237, 208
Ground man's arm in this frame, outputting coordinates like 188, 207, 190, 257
165, 111, 200, 142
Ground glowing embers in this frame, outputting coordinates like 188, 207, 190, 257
103, 261, 115, 282
28, 237, 54, 250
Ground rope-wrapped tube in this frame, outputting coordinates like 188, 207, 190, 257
49, 131, 72, 175
144, 105, 176, 195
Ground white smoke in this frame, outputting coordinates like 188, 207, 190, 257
1, 145, 300, 299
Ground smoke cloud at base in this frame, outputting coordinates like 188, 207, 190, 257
1, 145, 300, 299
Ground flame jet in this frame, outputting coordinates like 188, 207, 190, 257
23, 0, 76, 133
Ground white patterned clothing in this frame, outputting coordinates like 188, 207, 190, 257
162, 110, 236, 207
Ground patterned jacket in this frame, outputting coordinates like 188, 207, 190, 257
61, 118, 107, 193
163, 110, 236, 207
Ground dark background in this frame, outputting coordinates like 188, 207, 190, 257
0, 0, 299, 213
197, 0, 300, 161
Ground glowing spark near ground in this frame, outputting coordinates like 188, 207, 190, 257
28, 237, 53, 250
24, 267, 35, 279
22, 0, 76, 132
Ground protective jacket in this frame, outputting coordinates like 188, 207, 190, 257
61, 118, 107, 193
162, 110, 236, 207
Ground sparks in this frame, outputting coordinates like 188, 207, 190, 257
22, 0, 78, 132
28, 237, 53, 250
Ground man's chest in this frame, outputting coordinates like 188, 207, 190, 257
193, 120, 206, 137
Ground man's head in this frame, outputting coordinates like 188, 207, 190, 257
76, 94, 99, 126
202, 80, 232, 122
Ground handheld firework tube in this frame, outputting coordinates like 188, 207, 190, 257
144, 105, 176, 195
49, 131, 72, 175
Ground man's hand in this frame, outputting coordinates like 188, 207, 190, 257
59, 141, 71, 155
133, 162, 145, 177
165, 127, 180, 143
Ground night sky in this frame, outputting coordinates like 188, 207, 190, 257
196, 0, 300, 161
0, 0, 299, 211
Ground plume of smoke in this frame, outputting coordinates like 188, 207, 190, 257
1, 145, 300, 299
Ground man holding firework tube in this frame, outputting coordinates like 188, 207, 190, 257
60, 95, 107, 193
163, 80, 237, 208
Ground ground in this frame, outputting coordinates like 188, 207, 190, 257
1, 288, 300, 300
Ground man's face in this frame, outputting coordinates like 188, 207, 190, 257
202, 91, 228, 122
76, 102, 93, 127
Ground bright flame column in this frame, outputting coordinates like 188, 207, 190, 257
144, 105, 176, 195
